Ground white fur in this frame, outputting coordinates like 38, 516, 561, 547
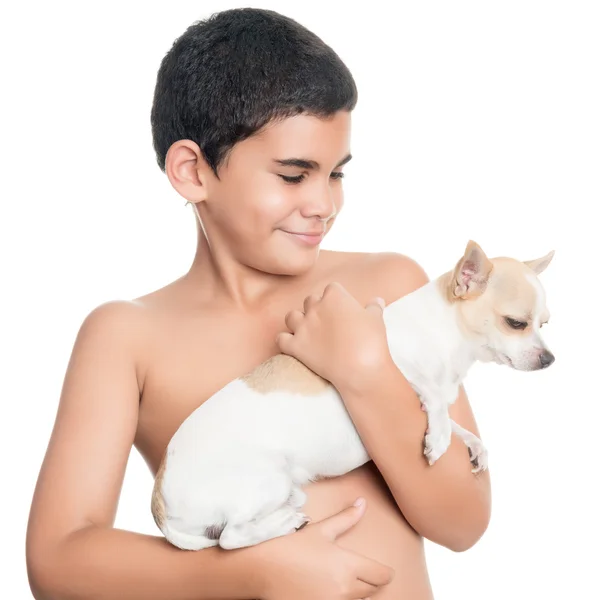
157, 277, 502, 551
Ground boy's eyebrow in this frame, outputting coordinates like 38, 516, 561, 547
273, 153, 352, 170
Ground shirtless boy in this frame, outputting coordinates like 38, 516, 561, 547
26, 8, 491, 600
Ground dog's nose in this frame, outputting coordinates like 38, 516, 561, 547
539, 351, 555, 368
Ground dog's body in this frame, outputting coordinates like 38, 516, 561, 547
151, 241, 554, 551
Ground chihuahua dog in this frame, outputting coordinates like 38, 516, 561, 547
151, 241, 554, 551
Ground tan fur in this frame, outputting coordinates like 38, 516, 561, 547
524, 250, 555, 275
151, 449, 168, 529
446, 240, 494, 302
241, 353, 330, 394
491, 257, 540, 335
454, 256, 542, 337
441, 242, 551, 313
437, 270, 455, 304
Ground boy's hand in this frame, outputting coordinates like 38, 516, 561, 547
253, 498, 395, 599
276, 282, 393, 394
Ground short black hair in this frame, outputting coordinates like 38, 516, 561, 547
150, 8, 357, 176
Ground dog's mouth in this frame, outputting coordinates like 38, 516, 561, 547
498, 353, 514, 368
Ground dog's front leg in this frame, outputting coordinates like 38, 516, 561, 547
423, 406, 452, 465
450, 420, 488, 474
419, 387, 453, 465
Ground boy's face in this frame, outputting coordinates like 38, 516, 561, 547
198, 110, 352, 276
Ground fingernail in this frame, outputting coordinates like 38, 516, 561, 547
354, 497, 365, 507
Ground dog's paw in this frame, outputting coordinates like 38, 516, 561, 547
294, 512, 311, 531
424, 426, 452, 465
275, 508, 311, 534
219, 508, 311, 549
271, 508, 310, 536
466, 438, 489, 474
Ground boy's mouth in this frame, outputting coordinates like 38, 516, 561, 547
280, 229, 324, 246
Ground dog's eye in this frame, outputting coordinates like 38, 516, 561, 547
505, 317, 528, 330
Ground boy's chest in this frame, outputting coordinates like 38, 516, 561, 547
133, 257, 405, 474
134, 310, 288, 472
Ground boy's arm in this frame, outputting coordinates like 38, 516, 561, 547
26, 302, 263, 600
337, 253, 492, 552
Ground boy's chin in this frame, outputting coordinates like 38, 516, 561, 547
253, 248, 320, 276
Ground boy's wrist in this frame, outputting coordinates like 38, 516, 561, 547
335, 354, 400, 400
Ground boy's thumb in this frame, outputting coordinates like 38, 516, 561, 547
320, 498, 366, 541
365, 297, 385, 313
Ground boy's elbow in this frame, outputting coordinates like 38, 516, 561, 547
443, 472, 492, 552
434, 506, 491, 553
444, 524, 488, 553
413, 493, 491, 553
27, 553, 54, 600
27, 537, 67, 600
424, 521, 489, 553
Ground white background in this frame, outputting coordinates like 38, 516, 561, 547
2, 1, 599, 598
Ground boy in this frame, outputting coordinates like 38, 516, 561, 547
26, 8, 490, 600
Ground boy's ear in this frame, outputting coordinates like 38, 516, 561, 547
449, 240, 494, 300
165, 140, 211, 203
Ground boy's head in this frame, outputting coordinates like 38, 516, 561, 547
150, 8, 357, 276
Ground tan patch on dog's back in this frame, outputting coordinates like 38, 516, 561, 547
151, 449, 168, 529
241, 354, 330, 395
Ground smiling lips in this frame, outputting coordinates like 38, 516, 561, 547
281, 229, 324, 246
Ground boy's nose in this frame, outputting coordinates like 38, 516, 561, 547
301, 192, 336, 222
539, 350, 555, 368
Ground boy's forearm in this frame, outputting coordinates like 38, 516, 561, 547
338, 362, 491, 552
30, 525, 264, 600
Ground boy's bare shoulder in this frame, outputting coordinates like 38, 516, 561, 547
323, 249, 430, 303
76, 299, 150, 376
80, 299, 148, 332
79, 248, 430, 344
324, 248, 428, 275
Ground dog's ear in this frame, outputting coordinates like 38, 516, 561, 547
523, 250, 554, 275
450, 240, 494, 300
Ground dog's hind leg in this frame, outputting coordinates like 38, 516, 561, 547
212, 451, 309, 550
219, 503, 309, 549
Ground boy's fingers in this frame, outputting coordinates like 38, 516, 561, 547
303, 293, 321, 313
276, 331, 294, 354
319, 498, 366, 540
284, 309, 304, 332
350, 581, 378, 599
354, 556, 396, 588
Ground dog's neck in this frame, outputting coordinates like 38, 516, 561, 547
383, 278, 483, 386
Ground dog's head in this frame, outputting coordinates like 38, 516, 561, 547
442, 240, 555, 371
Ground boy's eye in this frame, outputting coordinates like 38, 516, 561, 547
278, 172, 345, 185
279, 174, 305, 184
505, 317, 528, 330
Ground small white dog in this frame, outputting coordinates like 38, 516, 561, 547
151, 241, 554, 551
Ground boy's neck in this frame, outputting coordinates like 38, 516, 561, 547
181, 229, 318, 311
